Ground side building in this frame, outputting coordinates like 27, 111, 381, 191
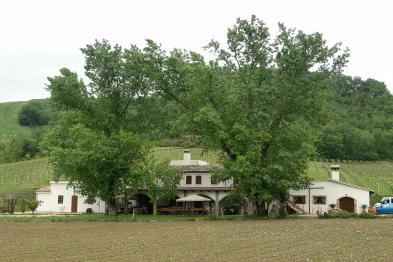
288, 165, 375, 214
36, 182, 105, 214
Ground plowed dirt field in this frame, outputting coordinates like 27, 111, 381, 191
0, 219, 391, 261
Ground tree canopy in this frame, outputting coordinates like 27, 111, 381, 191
316, 76, 393, 160
142, 15, 349, 214
41, 15, 393, 216
43, 41, 180, 214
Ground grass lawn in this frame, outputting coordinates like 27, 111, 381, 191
0, 218, 392, 261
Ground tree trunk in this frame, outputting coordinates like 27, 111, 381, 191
247, 198, 254, 215
124, 192, 128, 215
279, 202, 288, 217
106, 198, 117, 215
153, 201, 158, 216
256, 202, 267, 216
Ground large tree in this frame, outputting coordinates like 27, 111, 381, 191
146, 15, 349, 214
43, 40, 179, 214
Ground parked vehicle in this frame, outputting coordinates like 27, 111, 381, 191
375, 197, 393, 214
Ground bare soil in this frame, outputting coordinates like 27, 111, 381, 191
0, 219, 391, 261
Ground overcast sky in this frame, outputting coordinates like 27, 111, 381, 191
1, 0, 392, 102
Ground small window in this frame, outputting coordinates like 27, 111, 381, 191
196, 176, 202, 185
186, 176, 192, 185
313, 196, 326, 204
211, 176, 217, 185
293, 196, 305, 204
58, 195, 64, 204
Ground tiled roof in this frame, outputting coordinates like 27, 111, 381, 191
177, 187, 233, 191
173, 164, 223, 173
36, 186, 51, 193
327, 179, 375, 193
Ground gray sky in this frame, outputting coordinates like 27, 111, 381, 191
1, 0, 392, 102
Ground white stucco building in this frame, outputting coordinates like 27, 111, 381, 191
166, 149, 235, 215
36, 181, 105, 214
35, 150, 374, 215
289, 165, 374, 214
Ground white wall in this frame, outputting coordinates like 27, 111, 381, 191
178, 173, 233, 189
289, 181, 370, 214
36, 182, 105, 214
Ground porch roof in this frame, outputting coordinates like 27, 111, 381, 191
176, 194, 211, 202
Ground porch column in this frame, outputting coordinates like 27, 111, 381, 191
215, 191, 219, 216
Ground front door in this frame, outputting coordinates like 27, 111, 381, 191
71, 195, 78, 213
339, 197, 355, 212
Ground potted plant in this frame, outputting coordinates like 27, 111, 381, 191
328, 204, 336, 213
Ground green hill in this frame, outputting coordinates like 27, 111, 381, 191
1, 148, 393, 201
0, 101, 34, 140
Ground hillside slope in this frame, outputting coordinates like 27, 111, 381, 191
1, 148, 393, 201
0, 101, 33, 140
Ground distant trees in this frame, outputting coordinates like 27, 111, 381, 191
18, 100, 51, 126
316, 76, 393, 160
0, 134, 24, 163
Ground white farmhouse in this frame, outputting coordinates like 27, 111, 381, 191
289, 165, 375, 214
35, 150, 374, 215
36, 181, 105, 214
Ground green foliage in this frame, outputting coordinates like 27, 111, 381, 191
316, 76, 393, 160
0, 134, 24, 163
319, 211, 376, 219
44, 40, 175, 213
138, 157, 182, 204
42, 117, 150, 212
0, 100, 53, 162
147, 15, 348, 213
27, 199, 42, 214
20, 199, 26, 213
18, 100, 52, 126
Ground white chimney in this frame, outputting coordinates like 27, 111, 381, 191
183, 149, 191, 164
331, 165, 340, 181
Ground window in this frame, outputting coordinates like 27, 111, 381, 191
186, 176, 192, 185
313, 196, 326, 204
211, 176, 217, 185
58, 195, 64, 204
196, 176, 202, 184
293, 196, 306, 204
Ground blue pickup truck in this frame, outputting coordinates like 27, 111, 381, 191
375, 197, 393, 214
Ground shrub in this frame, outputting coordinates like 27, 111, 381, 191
28, 200, 42, 214
359, 212, 376, 219
20, 199, 26, 213
86, 208, 93, 214
319, 211, 376, 219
